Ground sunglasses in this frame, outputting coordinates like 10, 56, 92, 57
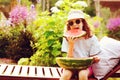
68, 19, 81, 26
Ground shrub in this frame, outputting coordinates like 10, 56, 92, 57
4, 26, 36, 62
29, 12, 66, 66
18, 58, 30, 65
0, 28, 9, 58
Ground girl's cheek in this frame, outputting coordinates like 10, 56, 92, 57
70, 26, 74, 30
79, 23, 83, 30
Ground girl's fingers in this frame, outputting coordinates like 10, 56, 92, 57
93, 57, 100, 63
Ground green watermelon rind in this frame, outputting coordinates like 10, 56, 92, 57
56, 57, 93, 70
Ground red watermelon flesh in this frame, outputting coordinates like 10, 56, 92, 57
64, 29, 86, 39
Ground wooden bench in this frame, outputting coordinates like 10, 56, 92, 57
102, 61, 120, 80
0, 64, 62, 80
0, 64, 120, 80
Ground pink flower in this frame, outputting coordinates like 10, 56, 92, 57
106, 18, 120, 31
26, 4, 37, 24
9, 5, 37, 26
9, 6, 28, 25
93, 21, 100, 28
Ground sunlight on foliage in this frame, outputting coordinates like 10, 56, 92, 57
0, 0, 110, 66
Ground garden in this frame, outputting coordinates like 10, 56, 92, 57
0, 0, 120, 80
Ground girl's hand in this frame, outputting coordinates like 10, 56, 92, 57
67, 37, 74, 44
66, 36, 78, 44
93, 56, 100, 63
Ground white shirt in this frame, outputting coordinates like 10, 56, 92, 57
61, 35, 101, 58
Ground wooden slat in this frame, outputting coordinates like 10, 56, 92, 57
0, 64, 8, 74
44, 67, 52, 78
28, 66, 36, 77
19, 66, 28, 76
50, 67, 60, 78
116, 70, 120, 73
3, 65, 14, 75
12, 65, 21, 76
57, 68, 62, 76
36, 67, 44, 77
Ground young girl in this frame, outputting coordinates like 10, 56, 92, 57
60, 10, 101, 80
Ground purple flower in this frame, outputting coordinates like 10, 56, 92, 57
93, 21, 100, 28
106, 18, 120, 31
9, 6, 28, 25
9, 5, 37, 26
26, 4, 37, 24
30, 4, 35, 10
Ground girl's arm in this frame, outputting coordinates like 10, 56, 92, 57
67, 40, 74, 57
66, 37, 75, 58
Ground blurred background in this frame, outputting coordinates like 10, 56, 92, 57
0, 0, 120, 80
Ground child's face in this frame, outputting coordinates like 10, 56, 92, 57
68, 18, 83, 31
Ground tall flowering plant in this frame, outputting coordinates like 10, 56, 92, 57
9, 5, 37, 27
106, 17, 120, 40
9, 6, 28, 26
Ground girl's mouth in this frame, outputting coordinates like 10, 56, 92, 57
74, 27, 79, 30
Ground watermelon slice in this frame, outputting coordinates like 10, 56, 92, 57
63, 29, 86, 40
56, 57, 94, 69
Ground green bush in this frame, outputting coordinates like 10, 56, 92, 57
18, 58, 30, 65
0, 27, 9, 58
5, 26, 36, 62
29, 12, 67, 66
0, 25, 36, 62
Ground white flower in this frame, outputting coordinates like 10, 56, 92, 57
50, 7, 60, 13
55, 0, 64, 7
37, 0, 41, 3
0, 19, 12, 27
74, 1, 88, 7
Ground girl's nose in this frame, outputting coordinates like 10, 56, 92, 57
72, 22, 77, 26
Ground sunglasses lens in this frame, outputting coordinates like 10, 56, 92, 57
69, 21, 73, 26
68, 19, 81, 26
76, 19, 80, 24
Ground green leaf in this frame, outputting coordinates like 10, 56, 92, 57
44, 31, 54, 38
52, 49, 61, 57
48, 39, 54, 46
